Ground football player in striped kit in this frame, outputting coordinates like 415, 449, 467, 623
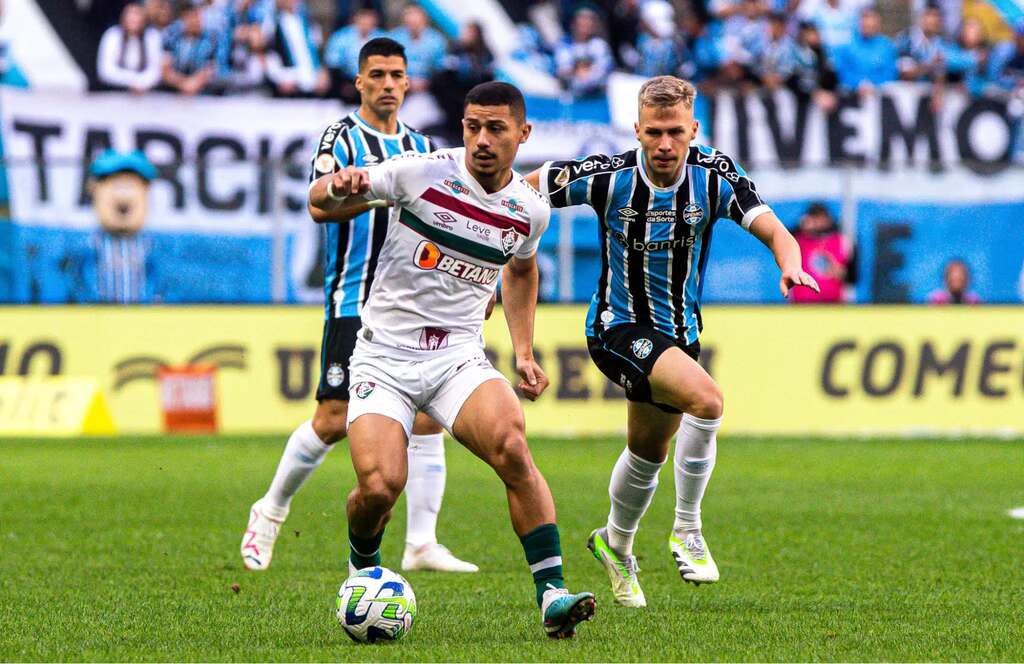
526, 76, 819, 607
242, 38, 476, 574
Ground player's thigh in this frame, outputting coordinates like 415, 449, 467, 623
627, 400, 682, 463
648, 347, 723, 418
448, 378, 529, 470
411, 411, 444, 436
348, 414, 409, 498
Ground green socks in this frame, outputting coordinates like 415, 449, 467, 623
348, 525, 383, 570
520, 523, 565, 606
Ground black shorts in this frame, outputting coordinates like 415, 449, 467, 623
587, 323, 700, 414
315, 316, 362, 402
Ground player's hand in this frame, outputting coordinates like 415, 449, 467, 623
780, 268, 820, 298
515, 358, 549, 401
332, 166, 370, 198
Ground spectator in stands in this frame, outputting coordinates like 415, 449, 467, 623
161, 3, 219, 95
265, 0, 329, 96
220, 17, 268, 93
791, 202, 855, 303
144, 0, 175, 37
633, 1, 687, 78
711, 0, 769, 84
683, 13, 725, 83
606, 0, 643, 69
431, 21, 494, 141
928, 258, 981, 304
793, 21, 839, 109
323, 8, 383, 102
945, 18, 992, 94
753, 12, 800, 89
97, 3, 164, 93
390, 4, 447, 94
832, 7, 897, 93
896, 5, 948, 82
990, 21, 1024, 93
796, 0, 865, 50
510, 23, 555, 77
554, 6, 614, 97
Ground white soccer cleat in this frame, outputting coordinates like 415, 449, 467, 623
669, 529, 720, 585
241, 500, 286, 571
587, 528, 646, 608
401, 543, 479, 573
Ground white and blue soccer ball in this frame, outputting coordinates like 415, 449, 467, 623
336, 566, 417, 643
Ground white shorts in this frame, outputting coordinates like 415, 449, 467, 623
346, 339, 507, 439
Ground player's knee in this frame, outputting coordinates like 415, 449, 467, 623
489, 430, 534, 486
313, 410, 347, 444
689, 383, 724, 420
358, 473, 403, 513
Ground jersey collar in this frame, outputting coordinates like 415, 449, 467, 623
458, 148, 519, 200
635, 147, 687, 192
350, 110, 406, 139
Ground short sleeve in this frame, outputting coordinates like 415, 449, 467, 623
714, 153, 771, 230
514, 204, 551, 259
366, 152, 432, 206
309, 121, 349, 183
539, 154, 613, 209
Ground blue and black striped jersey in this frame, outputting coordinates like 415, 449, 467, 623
310, 112, 434, 319
540, 145, 771, 343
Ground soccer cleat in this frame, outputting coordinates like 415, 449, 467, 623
401, 543, 479, 573
240, 500, 286, 571
540, 585, 596, 639
669, 529, 719, 585
587, 528, 646, 607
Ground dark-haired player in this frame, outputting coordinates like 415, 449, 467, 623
526, 75, 819, 607
242, 37, 476, 574
310, 82, 596, 639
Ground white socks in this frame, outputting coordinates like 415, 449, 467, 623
606, 447, 665, 557
673, 414, 721, 533
264, 419, 331, 514
405, 432, 446, 549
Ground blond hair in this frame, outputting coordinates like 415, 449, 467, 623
638, 76, 696, 110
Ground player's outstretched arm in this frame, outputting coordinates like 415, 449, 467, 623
308, 165, 385, 223
501, 255, 549, 401
749, 212, 821, 298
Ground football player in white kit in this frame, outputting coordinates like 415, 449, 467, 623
307, 82, 596, 639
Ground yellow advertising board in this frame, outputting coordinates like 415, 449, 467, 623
1, 305, 1021, 436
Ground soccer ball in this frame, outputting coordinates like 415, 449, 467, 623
336, 566, 417, 643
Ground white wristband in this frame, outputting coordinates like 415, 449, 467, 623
326, 180, 347, 202
367, 199, 388, 208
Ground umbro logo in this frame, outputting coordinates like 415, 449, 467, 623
363, 154, 380, 165
618, 207, 638, 218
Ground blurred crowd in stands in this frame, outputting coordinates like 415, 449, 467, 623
93, 0, 1024, 110
95, 0, 493, 104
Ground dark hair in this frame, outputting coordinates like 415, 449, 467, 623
464, 81, 526, 122
358, 37, 406, 70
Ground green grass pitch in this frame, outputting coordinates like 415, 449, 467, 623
1, 435, 1021, 661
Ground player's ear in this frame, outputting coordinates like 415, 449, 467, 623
354, 73, 364, 95
634, 121, 640, 141
519, 121, 532, 144
691, 118, 700, 139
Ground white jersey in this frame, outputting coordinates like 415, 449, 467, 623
359, 148, 550, 353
